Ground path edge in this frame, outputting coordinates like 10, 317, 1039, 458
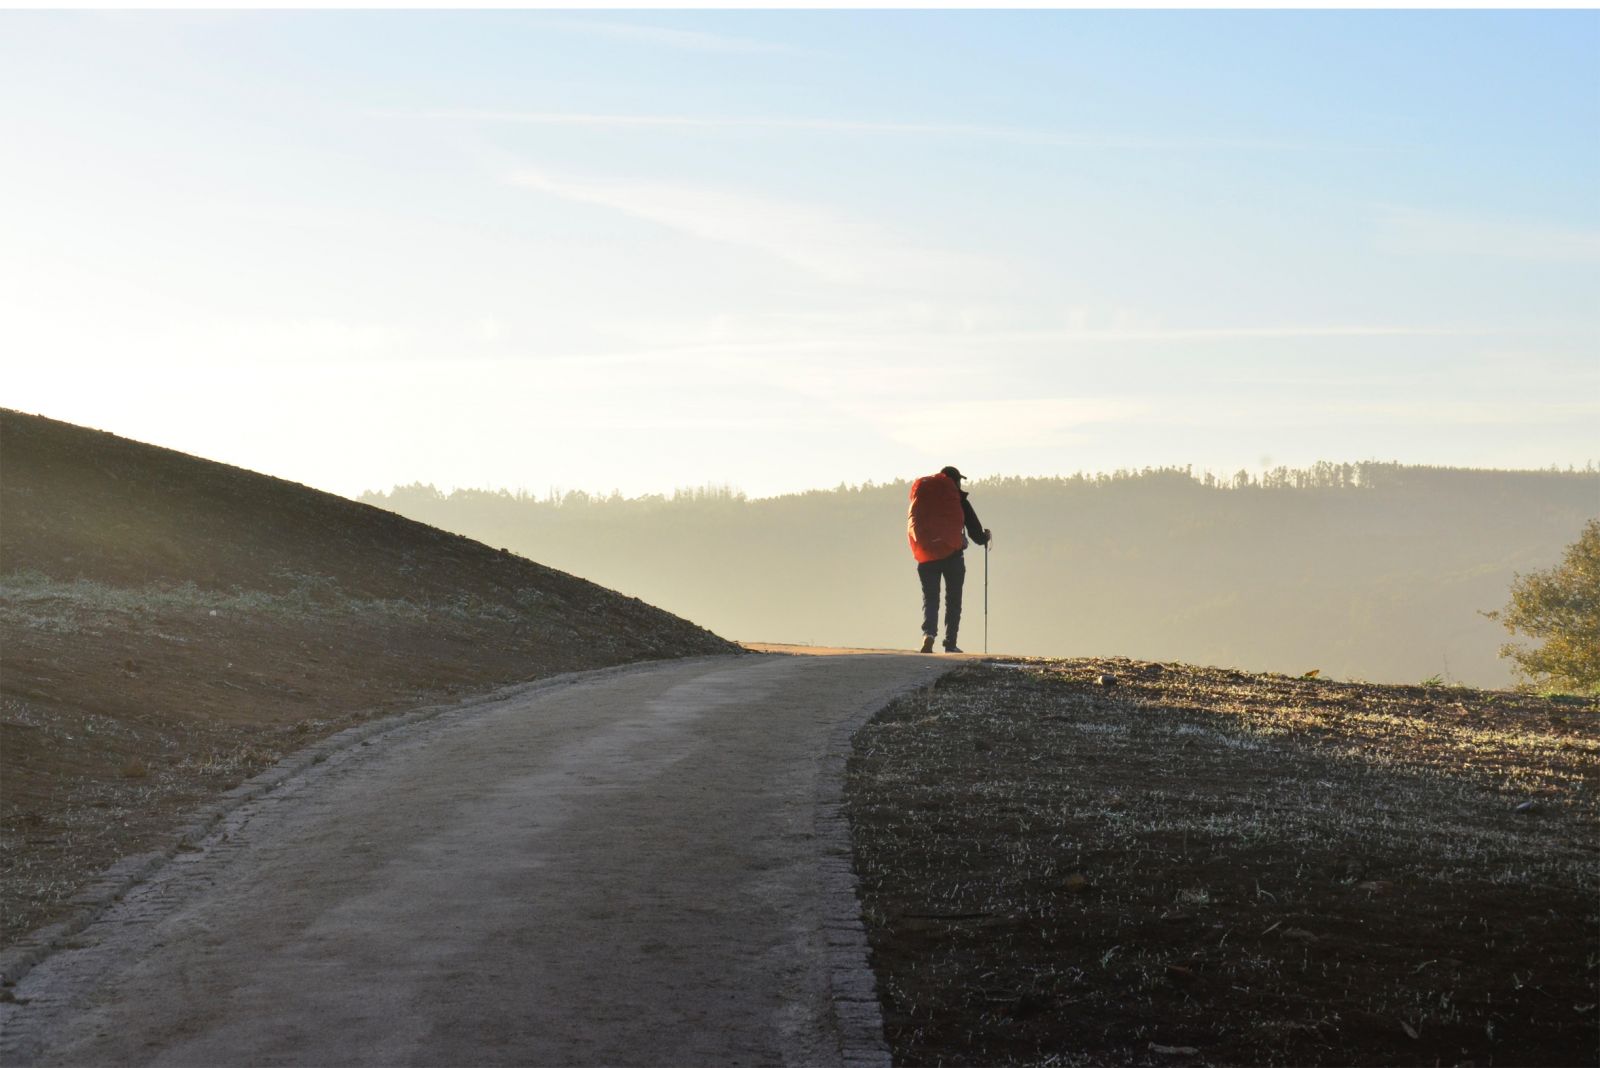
815, 671, 945, 1068
0, 653, 741, 991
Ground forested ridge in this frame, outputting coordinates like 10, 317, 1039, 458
362, 463, 1598, 688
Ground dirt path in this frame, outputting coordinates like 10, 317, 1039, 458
0, 650, 952, 1067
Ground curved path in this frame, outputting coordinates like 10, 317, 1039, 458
1, 649, 953, 1066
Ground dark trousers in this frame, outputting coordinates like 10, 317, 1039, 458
918, 551, 965, 646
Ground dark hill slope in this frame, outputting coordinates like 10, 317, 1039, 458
0, 409, 736, 943
3, 408, 728, 636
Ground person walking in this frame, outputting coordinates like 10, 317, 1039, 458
906, 465, 992, 653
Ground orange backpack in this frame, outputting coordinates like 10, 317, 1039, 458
907, 473, 966, 563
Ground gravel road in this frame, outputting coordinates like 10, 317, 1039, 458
0, 649, 952, 1067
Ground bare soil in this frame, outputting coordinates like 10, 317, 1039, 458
0, 410, 737, 945
847, 659, 1598, 1067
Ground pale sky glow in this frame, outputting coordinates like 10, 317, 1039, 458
2, 10, 1596, 499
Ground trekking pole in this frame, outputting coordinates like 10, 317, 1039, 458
972, 537, 985, 655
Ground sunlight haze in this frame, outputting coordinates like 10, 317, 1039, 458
3, 10, 1596, 498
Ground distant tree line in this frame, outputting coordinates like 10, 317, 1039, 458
362, 463, 1598, 690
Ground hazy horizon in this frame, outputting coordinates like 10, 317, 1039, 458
360, 457, 1600, 506
3, 10, 1597, 501
363, 461, 1599, 690
10, 404, 1596, 507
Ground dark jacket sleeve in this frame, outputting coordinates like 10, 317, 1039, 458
960, 493, 990, 546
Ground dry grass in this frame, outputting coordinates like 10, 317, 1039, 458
847, 658, 1599, 1067
0, 571, 545, 633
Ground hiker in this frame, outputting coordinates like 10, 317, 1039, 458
906, 465, 992, 654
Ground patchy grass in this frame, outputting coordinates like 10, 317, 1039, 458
0, 571, 558, 633
848, 658, 1598, 1067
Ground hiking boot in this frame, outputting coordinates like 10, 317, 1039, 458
919, 634, 935, 653
944, 644, 963, 654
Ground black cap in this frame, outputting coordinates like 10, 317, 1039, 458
940, 465, 964, 481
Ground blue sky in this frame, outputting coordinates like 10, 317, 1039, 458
3, 10, 1596, 498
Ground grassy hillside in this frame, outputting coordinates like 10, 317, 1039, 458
0, 410, 737, 942
362, 465, 1598, 690
849, 659, 1598, 1067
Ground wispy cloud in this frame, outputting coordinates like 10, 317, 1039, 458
422, 110, 999, 136
505, 320, 1485, 384
415, 108, 1328, 151
1379, 207, 1600, 263
508, 166, 999, 288
880, 397, 1149, 452
1339, 399, 1600, 426
979, 325, 1477, 343
573, 323, 1479, 360
534, 17, 806, 56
